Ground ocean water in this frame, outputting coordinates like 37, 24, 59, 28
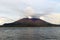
0, 27, 60, 40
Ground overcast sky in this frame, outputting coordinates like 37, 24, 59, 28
0, 0, 60, 25
0, 0, 60, 19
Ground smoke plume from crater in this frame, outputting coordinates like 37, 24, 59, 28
23, 6, 54, 19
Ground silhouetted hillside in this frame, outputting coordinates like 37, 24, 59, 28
1, 18, 60, 27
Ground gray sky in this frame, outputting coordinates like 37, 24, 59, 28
0, 0, 60, 19
0, 0, 60, 25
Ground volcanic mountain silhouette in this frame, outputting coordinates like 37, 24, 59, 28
1, 18, 60, 27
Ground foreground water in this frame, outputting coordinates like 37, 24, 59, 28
0, 27, 60, 40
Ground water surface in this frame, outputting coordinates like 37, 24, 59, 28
0, 27, 60, 40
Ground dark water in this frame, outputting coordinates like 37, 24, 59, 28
0, 27, 60, 40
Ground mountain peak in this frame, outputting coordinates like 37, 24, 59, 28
2, 18, 59, 27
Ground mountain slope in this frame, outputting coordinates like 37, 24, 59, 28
2, 18, 60, 27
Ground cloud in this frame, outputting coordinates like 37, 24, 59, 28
0, 0, 60, 25
20, 0, 34, 5
20, 0, 47, 6
24, 6, 35, 16
0, 17, 15, 25
41, 13, 60, 25
20, 0, 56, 6
0, 0, 19, 4
19, 0, 59, 13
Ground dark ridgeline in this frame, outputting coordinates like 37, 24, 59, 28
1, 18, 60, 27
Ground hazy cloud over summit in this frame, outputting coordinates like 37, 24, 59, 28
0, 0, 60, 25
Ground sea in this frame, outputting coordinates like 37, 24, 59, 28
0, 27, 60, 40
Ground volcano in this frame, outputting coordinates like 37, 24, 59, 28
1, 18, 60, 27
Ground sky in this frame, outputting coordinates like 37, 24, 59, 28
0, 0, 60, 25
19, 0, 60, 13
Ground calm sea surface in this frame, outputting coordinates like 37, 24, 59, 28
0, 27, 60, 40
